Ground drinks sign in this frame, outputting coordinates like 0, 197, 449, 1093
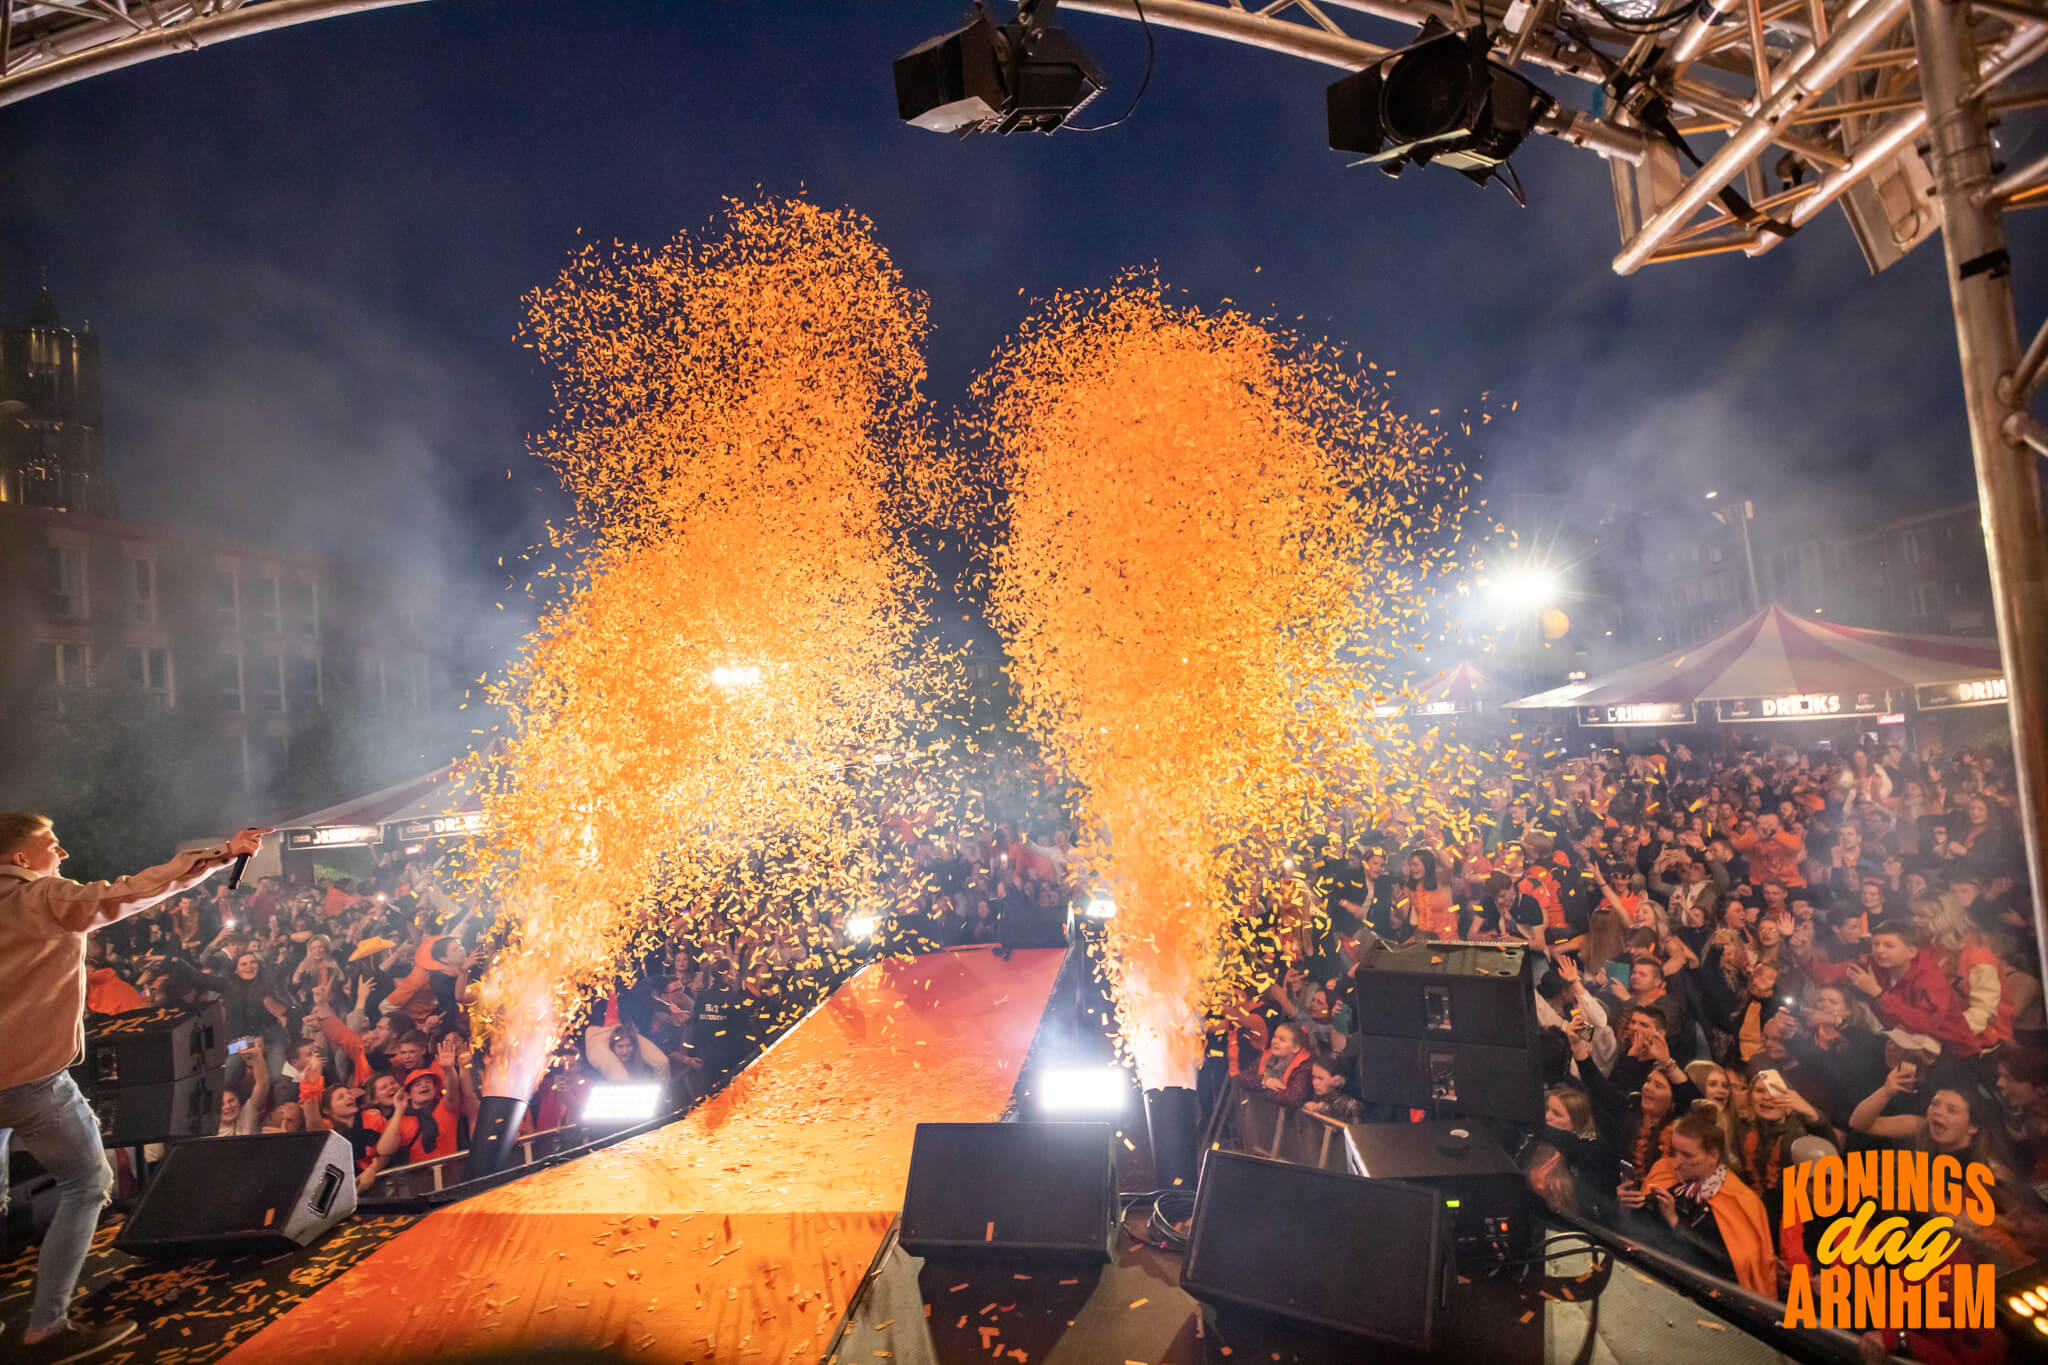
282, 824, 381, 851
1576, 702, 1695, 727
1716, 690, 1889, 722
387, 812, 490, 843
1915, 677, 2008, 710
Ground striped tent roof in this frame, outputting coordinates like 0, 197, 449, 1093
273, 762, 479, 832
1506, 605, 2001, 709
1416, 660, 1500, 706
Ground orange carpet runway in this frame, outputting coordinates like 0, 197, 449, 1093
223, 946, 1066, 1364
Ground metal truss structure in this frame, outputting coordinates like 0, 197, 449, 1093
4, 0, 2046, 943
0, 0, 422, 109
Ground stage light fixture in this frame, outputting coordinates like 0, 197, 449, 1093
1326, 21, 1554, 190
1083, 896, 1117, 920
583, 1083, 662, 1125
894, 5, 1106, 137
1039, 1066, 1131, 1114
845, 913, 880, 940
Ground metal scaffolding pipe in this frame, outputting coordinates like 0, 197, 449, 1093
1613, 0, 1912, 273
1989, 144, 2048, 201
2007, 311, 2048, 400
0, 0, 429, 107
1746, 20, 2048, 252
1911, 0, 2048, 993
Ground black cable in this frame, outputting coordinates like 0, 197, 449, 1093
1063, 0, 1154, 132
1496, 159, 1531, 208
1120, 1187, 1198, 1251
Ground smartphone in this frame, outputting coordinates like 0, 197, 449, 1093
1618, 1159, 1639, 1186
228, 1035, 258, 1056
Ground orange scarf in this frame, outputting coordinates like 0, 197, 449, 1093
1646, 1157, 1777, 1297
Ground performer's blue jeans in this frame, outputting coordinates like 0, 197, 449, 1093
0, 1069, 113, 1331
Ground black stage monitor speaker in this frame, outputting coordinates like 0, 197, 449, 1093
1351, 1032, 1543, 1123
116, 1131, 356, 1258
1182, 1149, 1452, 1350
84, 1070, 222, 1146
899, 1122, 1115, 1262
1345, 1119, 1531, 1264
71, 1002, 226, 1087
1352, 940, 1534, 1046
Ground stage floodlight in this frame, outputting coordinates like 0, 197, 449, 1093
894, 12, 1106, 137
1327, 21, 1554, 189
583, 1083, 663, 1125
1084, 896, 1117, 920
1039, 1066, 1131, 1114
845, 913, 880, 940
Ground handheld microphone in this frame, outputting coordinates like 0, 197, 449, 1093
227, 852, 251, 890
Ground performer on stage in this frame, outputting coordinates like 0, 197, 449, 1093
0, 813, 269, 1364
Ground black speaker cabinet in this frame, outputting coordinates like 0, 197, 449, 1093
899, 1122, 1115, 1262
1352, 940, 1534, 1046
70, 1002, 226, 1088
84, 1069, 222, 1146
116, 1131, 357, 1258
1350, 1032, 1543, 1123
1182, 1149, 1452, 1350
1344, 1119, 1532, 1264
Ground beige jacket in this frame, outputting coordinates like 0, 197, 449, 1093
0, 845, 235, 1090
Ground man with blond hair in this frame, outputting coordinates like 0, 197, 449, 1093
0, 812, 268, 1363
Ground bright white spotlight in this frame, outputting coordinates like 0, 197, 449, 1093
845, 913, 880, 940
583, 1083, 663, 1124
711, 664, 763, 689
1494, 568, 1560, 609
1084, 897, 1117, 921
1039, 1066, 1130, 1114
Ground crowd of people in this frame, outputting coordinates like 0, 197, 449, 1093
59, 757, 1085, 1197
14, 729, 2046, 1364
1210, 732, 2041, 1359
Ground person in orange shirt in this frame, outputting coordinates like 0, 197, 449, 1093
1397, 849, 1454, 939
1730, 813, 1806, 889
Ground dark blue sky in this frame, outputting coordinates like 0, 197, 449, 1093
4, 0, 2037, 649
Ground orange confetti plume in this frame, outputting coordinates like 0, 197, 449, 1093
975, 276, 1478, 1087
464, 198, 952, 1096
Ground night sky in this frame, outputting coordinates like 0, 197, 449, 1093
4, 0, 2040, 663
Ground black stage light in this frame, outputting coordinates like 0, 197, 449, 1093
1326, 21, 1554, 188
895, 9, 1106, 136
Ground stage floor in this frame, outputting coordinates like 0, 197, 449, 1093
2, 946, 1064, 1365
829, 1224, 1809, 1365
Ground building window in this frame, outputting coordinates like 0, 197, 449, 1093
1903, 529, 1934, 565
252, 734, 289, 789
250, 573, 281, 634
217, 653, 244, 712
1909, 581, 1940, 617
358, 650, 385, 704
46, 544, 87, 620
290, 656, 321, 710
126, 647, 172, 707
254, 654, 285, 712
285, 580, 318, 639
409, 658, 430, 712
213, 569, 239, 632
126, 557, 156, 626
38, 642, 89, 710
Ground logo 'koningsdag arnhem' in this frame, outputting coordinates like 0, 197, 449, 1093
1779, 1151, 1998, 1331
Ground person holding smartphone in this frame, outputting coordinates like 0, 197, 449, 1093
0, 814, 270, 1363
